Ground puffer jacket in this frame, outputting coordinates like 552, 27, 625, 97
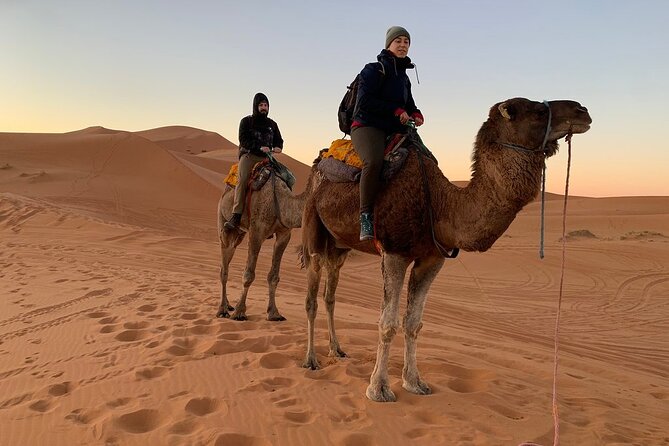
352, 49, 422, 134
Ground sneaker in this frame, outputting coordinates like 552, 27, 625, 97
224, 213, 241, 231
359, 212, 374, 241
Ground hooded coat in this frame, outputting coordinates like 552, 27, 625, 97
352, 49, 422, 135
238, 93, 283, 158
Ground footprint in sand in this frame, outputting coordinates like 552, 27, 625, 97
135, 366, 169, 380
114, 408, 165, 433
338, 433, 375, 446
270, 396, 299, 408
137, 304, 157, 313
650, 391, 668, 400
446, 377, 489, 393
214, 433, 270, 446
184, 397, 226, 416
28, 398, 54, 413
258, 352, 293, 369
123, 321, 150, 330
283, 410, 315, 424
114, 329, 149, 342
65, 407, 105, 424
48, 381, 74, 396
184, 323, 216, 336
106, 397, 132, 408
241, 377, 295, 393
168, 418, 202, 435
166, 337, 199, 356
99, 324, 120, 334
440, 365, 495, 394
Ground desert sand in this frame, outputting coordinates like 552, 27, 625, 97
1, 127, 667, 445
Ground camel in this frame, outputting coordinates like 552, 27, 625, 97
216, 161, 312, 321
300, 97, 592, 402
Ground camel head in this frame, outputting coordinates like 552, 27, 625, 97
488, 97, 591, 157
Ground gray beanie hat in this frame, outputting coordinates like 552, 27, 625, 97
385, 26, 410, 48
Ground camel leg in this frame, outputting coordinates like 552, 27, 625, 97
402, 255, 444, 395
302, 251, 322, 369
216, 232, 245, 318
230, 230, 263, 321
266, 229, 290, 321
367, 252, 410, 403
324, 247, 349, 358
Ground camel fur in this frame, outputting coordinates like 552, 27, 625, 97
300, 98, 592, 402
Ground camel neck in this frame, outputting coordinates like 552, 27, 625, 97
434, 145, 544, 252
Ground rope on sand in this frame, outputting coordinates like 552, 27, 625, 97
520, 133, 573, 446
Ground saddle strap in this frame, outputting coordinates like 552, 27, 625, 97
416, 149, 459, 259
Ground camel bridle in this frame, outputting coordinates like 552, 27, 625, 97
495, 100, 555, 259
496, 100, 553, 155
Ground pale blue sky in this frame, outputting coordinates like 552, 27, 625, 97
2, 0, 668, 196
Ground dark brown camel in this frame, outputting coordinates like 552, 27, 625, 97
217, 166, 314, 321
300, 98, 592, 402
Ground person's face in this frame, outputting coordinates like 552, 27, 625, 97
388, 36, 410, 58
257, 101, 269, 115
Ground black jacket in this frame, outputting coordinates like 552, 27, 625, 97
353, 49, 421, 134
238, 93, 283, 158
238, 116, 283, 158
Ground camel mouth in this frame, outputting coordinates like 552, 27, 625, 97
569, 123, 591, 134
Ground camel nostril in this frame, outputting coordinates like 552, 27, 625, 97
577, 106, 588, 113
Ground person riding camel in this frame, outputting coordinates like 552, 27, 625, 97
224, 92, 284, 230
351, 26, 424, 241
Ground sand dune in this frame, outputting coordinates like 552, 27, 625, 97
1, 128, 668, 445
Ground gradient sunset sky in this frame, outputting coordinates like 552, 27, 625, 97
2, 1, 668, 197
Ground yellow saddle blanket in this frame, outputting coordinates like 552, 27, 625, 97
322, 139, 363, 169
224, 162, 267, 188
224, 164, 240, 187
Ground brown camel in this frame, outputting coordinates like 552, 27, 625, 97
301, 98, 592, 402
217, 164, 312, 321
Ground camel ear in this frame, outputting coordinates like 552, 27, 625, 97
498, 103, 513, 120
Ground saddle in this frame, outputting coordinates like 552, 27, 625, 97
317, 131, 437, 183
224, 158, 296, 191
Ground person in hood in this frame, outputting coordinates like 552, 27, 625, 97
224, 92, 284, 230
351, 26, 423, 241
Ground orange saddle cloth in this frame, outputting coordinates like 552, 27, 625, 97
322, 139, 363, 168
224, 160, 271, 188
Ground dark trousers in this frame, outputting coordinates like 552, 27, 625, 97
232, 153, 265, 215
351, 126, 386, 214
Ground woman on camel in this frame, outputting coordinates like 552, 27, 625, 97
351, 26, 424, 241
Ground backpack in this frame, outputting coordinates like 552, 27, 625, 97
337, 62, 384, 135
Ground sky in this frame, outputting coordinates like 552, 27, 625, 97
2, 0, 668, 197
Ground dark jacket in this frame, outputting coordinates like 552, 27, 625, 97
352, 49, 422, 134
238, 93, 284, 158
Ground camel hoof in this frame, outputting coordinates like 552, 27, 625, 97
366, 383, 396, 402
231, 313, 248, 321
328, 348, 347, 358
267, 314, 286, 322
216, 308, 231, 318
302, 356, 320, 370
403, 380, 432, 395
